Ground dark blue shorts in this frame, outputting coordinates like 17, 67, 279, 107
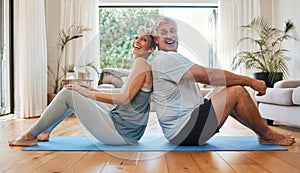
170, 99, 219, 146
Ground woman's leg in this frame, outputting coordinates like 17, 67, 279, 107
37, 108, 73, 141
9, 88, 128, 146
68, 89, 128, 145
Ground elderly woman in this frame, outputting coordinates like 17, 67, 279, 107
9, 26, 156, 146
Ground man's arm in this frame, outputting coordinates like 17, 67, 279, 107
182, 64, 266, 96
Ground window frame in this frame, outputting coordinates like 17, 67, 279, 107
98, 3, 218, 68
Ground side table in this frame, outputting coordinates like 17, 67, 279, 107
62, 79, 93, 85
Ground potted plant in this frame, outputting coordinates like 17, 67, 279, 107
232, 17, 297, 87
47, 25, 91, 104
48, 24, 91, 94
63, 64, 75, 79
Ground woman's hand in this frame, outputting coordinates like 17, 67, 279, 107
79, 83, 96, 91
64, 83, 98, 100
65, 83, 82, 90
64, 84, 86, 95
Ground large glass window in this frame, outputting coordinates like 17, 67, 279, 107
99, 5, 218, 69
0, 0, 11, 115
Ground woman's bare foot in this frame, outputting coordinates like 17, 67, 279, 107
259, 133, 296, 146
8, 132, 38, 147
37, 130, 50, 141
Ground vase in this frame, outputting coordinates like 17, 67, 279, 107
66, 72, 75, 79
253, 72, 283, 87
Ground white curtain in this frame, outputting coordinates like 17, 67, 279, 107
60, 0, 100, 85
217, 0, 261, 74
14, 0, 47, 118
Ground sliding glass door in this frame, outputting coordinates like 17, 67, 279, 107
0, 0, 11, 115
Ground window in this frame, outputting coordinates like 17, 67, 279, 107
0, 0, 12, 115
99, 4, 218, 69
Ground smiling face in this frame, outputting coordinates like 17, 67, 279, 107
131, 28, 155, 59
154, 19, 178, 52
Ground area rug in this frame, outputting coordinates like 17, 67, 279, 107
23, 135, 287, 151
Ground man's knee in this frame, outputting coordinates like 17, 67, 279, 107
228, 85, 248, 97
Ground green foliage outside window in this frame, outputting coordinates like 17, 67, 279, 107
99, 8, 160, 69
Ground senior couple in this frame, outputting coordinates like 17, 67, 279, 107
9, 17, 295, 147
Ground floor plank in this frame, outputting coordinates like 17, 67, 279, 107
1, 114, 299, 173
243, 151, 300, 173
165, 152, 204, 173
191, 152, 236, 173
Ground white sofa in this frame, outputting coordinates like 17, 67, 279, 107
255, 80, 300, 126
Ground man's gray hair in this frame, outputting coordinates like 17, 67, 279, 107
152, 16, 177, 36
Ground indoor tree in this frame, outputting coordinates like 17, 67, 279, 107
232, 17, 297, 87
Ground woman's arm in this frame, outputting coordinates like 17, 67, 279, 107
65, 58, 151, 105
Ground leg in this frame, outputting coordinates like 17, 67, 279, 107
68, 89, 128, 145
205, 86, 295, 146
8, 90, 75, 146
37, 105, 109, 141
9, 88, 128, 146
37, 108, 74, 141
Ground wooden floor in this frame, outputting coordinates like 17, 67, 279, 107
0, 113, 300, 173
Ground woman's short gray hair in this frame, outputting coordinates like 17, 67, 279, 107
137, 26, 152, 35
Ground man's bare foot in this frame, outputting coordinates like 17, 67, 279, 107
37, 130, 50, 141
8, 132, 38, 147
259, 133, 296, 146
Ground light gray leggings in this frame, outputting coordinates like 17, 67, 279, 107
29, 88, 128, 145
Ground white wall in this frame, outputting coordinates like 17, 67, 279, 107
273, 0, 300, 79
45, 0, 60, 92
260, 0, 273, 21
260, 0, 300, 80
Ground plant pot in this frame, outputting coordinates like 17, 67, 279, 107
254, 72, 283, 87
66, 72, 75, 79
47, 93, 57, 105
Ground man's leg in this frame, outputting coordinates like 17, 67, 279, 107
205, 85, 295, 146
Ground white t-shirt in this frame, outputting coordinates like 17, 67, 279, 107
151, 50, 204, 140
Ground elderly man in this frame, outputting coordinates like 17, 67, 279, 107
151, 16, 295, 146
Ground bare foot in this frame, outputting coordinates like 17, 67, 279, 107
37, 130, 50, 142
8, 132, 38, 147
259, 133, 296, 146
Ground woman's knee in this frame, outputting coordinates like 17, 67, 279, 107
55, 88, 80, 103
56, 88, 72, 98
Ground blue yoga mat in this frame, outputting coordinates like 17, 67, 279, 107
23, 135, 287, 151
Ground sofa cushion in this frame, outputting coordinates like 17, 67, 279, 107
99, 73, 123, 88
274, 80, 300, 88
292, 87, 300, 105
255, 88, 294, 105
98, 68, 130, 88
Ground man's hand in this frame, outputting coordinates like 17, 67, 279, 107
251, 79, 267, 96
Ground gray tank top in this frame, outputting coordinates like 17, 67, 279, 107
109, 88, 152, 144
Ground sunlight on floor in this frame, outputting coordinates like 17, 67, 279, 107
0, 114, 26, 121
